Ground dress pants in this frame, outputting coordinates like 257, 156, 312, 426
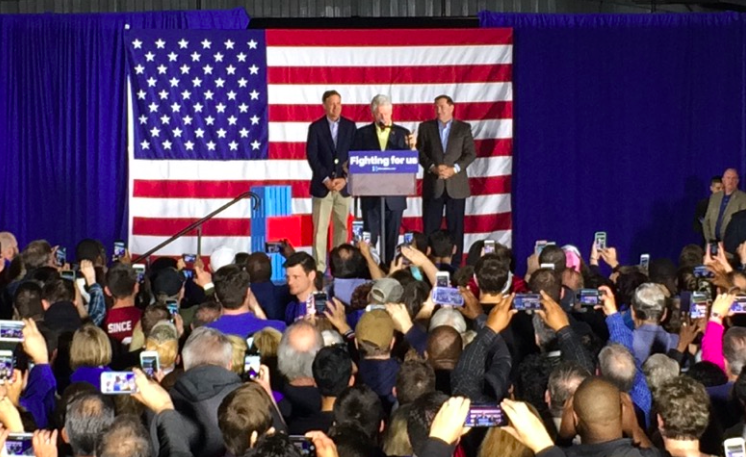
423, 190, 466, 267
311, 191, 350, 273
363, 199, 403, 265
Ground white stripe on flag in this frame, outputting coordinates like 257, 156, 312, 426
266, 45, 513, 67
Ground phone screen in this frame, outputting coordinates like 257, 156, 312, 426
4, 435, 33, 456
166, 300, 179, 317
140, 353, 160, 377
465, 405, 507, 427
484, 240, 496, 254
352, 220, 364, 242
725, 440, 746, 457
578, 289, 601, 306
0, 353, 14, 383
56, 247, 67, 267
594, 232, 607, 250
513, 294, 542, 311
114, 241, 126, 260
133, 264, 146, 283
0, 321, 24, 342
403, 232, 414, 245
265, 242, 282, 254
101, 372, 137, 394
244, 355, 261, 380
313, 293, 328, 314
182, 254, 197, 263
436, 273, 450, 288
289, 436, 316, 457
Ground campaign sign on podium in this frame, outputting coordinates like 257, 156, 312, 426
348, 150, 419, 197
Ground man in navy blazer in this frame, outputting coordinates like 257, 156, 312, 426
306, 90, 357, 273
352, 94, 415, 264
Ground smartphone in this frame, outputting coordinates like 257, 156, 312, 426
0, 321, 24, 342
639, 254, 650, 270
4, 434, 34, 456
432, 287, 465, 307
733, 296, 746, 313
56, 247, 67, 267
182, 253, 197, 264
61, 270, 76, 282
132, 264, 146, 282
535, 240, 547, 256
0, 351, 14, 384
365, 304, 386, 312
484, 239, 496, 254
436, 272, 450, 288
182, 269, 194, 280
166, 299, 179, 318
140, 351, 160, 377
578, 289, 601, 307
362, 231, 371, 244
352, 220, 364, 242
513, 294, 542, 311
724, 438, 746, 457
710, 242, 719, 257
289, 436, 316, 457
594, 232, 607, 250
313, 292, 328, 314
693, 265, 714, 279
464, 405, 507, 427
264, 242, 282, 254
403, 232, 414, 246
690, 300, 708, 319
244, 355, 261, 380
101, 371, 137, 394
113, 241, 126, 261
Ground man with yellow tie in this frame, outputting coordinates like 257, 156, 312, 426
351, 94, 415, 264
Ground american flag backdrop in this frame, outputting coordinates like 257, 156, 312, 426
125, 28, 513, 258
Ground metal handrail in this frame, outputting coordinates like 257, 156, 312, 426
131, 191, 260, 263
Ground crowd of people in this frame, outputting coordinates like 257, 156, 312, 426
0, 223, 745, 457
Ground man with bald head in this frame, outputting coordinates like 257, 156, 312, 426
277, 321, 324, 424
703, 168, 746, 242
561, 378, 658, 457
426, 325, 463, 394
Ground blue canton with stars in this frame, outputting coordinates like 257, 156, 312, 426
125, 29, 268, 160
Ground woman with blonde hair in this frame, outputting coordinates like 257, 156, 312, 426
69, 324, 112, 390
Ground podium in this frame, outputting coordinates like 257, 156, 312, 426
348, 150, 419, 258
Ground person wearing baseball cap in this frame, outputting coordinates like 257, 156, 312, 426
355, 309, 399, 413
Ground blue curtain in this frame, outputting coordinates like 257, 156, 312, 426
0, 8, 249, 258
480, 12, 746, 267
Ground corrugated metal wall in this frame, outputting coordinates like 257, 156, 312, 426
0, 0, 697, 16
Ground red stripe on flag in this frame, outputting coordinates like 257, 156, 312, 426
133, 179, 312, 199
469, 176, 512, 194
269, 139, 512, 160
132, 217, 251, 237
268, 102, 512, 123
267, 64, 511, 85
266, 29, 513, 47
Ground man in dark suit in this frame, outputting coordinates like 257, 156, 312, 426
417, 95, 476, 267
306, 90, 357, 273
352, 94, 415, 264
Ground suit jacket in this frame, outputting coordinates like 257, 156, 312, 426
351, 123, 411, 211
417, 119, 477, 199
703, 190, 746, 241
305, 116, 357, 198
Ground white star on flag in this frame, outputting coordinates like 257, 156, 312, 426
207, 141, 216, 150
215, 78, 225, 88
150, 127, 160, 137
180, 65, 190, 75
147, 77, 157, 87
157, 65, 167, 74
249, 65, 259, 75
229, 141, 238, 151
237, 53, 247, 62
191, 52, 201, 62
168, 52, 178, 62
195, 128, 205, 138
250, 90, 259, 100
173, 128, 182, 137
201, 39, 212, 49
204, 90, 214, 100
145, 52, 155, 61
192, 77, 202, 87
169, 78, 179, 87
160, 115, 170, 124
183, 115, 193, 125
178, 39, 188, 49
162, 140, 172, 149
227, 116, 237, 125
171, 103, 181, 113
132, 39, 142, 49
184, 140, 194, 150
251, 140, 260, 150
214, 52, 224, 62
137, 90, 146, 100
226, 65, 236, 75
148, 102, 158, 112
135, 65, 145, 74
217, 128, 227, 138
238, 103, 248, 113
205, 116, 215, 125
216, 103, 226, 113
155, 39, 166, 49
227, 91, 237, 101
158, 90, 168, 100
140, 140, 149, 149
250, 115, 260, 125
138, 115, 147, 124
239, 128, 249, 138
238, 78, 248, 88
194, 103, 204, 112
248, 40, 258, 49
181, 90, 191, 99
224, 39, 235, 49
203, 65, 213, 75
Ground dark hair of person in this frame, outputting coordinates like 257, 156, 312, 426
475, 254, 509, 295
329, 244, 366, 279
434, 94, 454, 105
322, 90, 341, 103
528, 268, 561, 303
65, 392, 116, 457
686, 361, 729, 388
245, 252, 272, 283
213, 264, 251, 310
75, 239, 106, 265
14, 281, 44, 320
313, 346, 352, 398
395, 360, 436, 405
429, 230, 455, 258
333, 385, 384, 442
407, 391, 449, 457
538, 245, 566, 275
283, 252, 316, 275
105, 263, 138, 299
401, 281, 431, 319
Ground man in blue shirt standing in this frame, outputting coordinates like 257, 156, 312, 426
703, 168, 746, 243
